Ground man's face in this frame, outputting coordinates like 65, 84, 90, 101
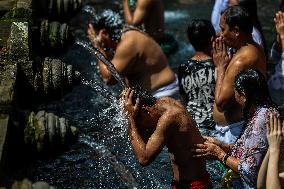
95, 28, 112, 48
229, 0, 238, 6
220, 15, 237, 48
234, 89, 246, 108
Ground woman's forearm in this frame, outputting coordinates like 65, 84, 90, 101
220, 143, 233, 153
257, 151, 269, 189
267, 149, 281, 189
224, 155, 240, 173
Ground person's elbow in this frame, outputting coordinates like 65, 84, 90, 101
101, 72, 117, 85
137, 156, 151, 166
126, 17, 143, 26
215, 97, 230, 112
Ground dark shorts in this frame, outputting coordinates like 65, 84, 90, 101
171, 172, 212, 189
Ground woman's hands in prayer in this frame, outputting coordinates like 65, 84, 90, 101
267, 113, 284, 153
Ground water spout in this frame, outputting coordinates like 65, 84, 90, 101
76, 40, 127, 89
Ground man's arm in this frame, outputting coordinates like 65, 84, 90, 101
213, 37, 251, 111
123, 0, 152, 26
122, 89, 172, 166
127, 113, 171, 166
213, 37, 237, 111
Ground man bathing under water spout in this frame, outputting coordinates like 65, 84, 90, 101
121, 87, 212, 189
87, 9, 179, 98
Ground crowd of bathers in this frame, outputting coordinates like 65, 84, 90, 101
87, 0, 284, 188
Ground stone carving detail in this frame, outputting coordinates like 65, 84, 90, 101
24, 110, 78, 152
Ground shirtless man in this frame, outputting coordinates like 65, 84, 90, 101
213, 6, 266, 144
121, 87, 212, 188
87, 10, 179, 98
122, 0, 164, 41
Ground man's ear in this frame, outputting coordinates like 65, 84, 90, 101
232, 26, 240, 37
100, 29, 109, 38
240, 91, 246, 104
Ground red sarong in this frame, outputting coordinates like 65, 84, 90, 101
171, 172, 212, 189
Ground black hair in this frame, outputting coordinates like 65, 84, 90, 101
280, 0, 284, 11
236, 0, 268, 57
234, 69, 273, 120
222, 5, 253, 34
91, 9, 124, 41
187, 19, 216, 51
131, 86, 157, 107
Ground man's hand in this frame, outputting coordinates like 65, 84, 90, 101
121, 88, 140, 118
212, 36, 231, 70
275, 12, 284, 38
267, 113, 284, 152
87, 23, 103, 48
275, 11, 284, 52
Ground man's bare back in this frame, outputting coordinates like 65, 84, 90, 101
123, 0, 164, 40
117, 30, 175, 92
156, 98, 207, 181
87, 10, 175, 93
122, 88, 208, 183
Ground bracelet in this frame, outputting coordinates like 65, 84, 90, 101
221, 153, 229, 164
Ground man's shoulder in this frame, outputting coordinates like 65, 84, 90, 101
157, 97, 186, 114
230, 45, 261, 67
121, 29, 151, 43
236, 43, 263, 59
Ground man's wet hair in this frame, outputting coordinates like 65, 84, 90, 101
187, 19, 216, 51
222, 5, 253, 34
236, 0, 267, 57
91, 9, 124, 41
131, 86, 157, 107
234, 69, 274, 120
279, 0, 284, 11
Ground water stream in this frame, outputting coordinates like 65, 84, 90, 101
75, 41, 127, 89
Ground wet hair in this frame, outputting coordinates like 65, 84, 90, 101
236, 0, 267, 57
187, 19, 216, 51
280, 0, 284, 11
131, 86, 157, 107
91, 9, 124, 41
222, 5, 253, 34
234, 69, 273, 120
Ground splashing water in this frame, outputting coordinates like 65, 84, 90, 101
13, 1, 210, 188
76, 40, 127, 89
79, 135, 139, 189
